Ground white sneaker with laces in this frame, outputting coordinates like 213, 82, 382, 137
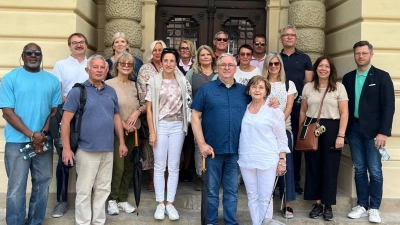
108, 200, 119, 215
368, 209, 381, 223
165, 204, 179, 220
154, 204, 165, 220
348, 205, 368, 219
118, 202, 136, 213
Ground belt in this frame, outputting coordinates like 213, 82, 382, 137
354, 118, 360, 123
162, 116, 183, 122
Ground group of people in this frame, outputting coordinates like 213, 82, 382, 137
0, 24, 394, 225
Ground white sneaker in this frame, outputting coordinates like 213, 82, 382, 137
108, 200, 119, 215
118, 202, 136, 213
165, 204, 179, 220
154, 204, 165, 220
348, 205, 368, 219
368, 209, 382, 223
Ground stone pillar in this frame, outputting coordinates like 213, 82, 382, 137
104, 0, 142, 60
288, 0, 325, 63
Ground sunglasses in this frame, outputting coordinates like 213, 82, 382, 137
215, 38, 228, 42
118, 62, 133, 67
254, 42, 265, 46
23, 50, 42, 56
240, 53, 252, 57
162, 48, 178, 54
269, 62, 280, 67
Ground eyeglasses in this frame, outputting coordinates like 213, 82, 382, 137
254, 42, 266, 46
179, 47, 190, 52
218, 64, 236, 68
281, 34, 297, 38
118, 62, 134, 67
215, 38, 228, 42
269, 62, 280, 67
71, 41, 86, 46
355, 52, 371, 57
23, 50, 42, 56
240, 53, 252, 57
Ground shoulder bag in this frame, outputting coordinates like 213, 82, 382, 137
295, 88, 328, 151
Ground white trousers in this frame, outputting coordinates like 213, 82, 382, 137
240, 165, 277, 225
153, 120, 185, 202
75, 148, 113, 225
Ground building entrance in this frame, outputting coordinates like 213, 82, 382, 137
156, 0, 266, 55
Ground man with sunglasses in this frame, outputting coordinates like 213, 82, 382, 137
213, 31, 229, 59
0, 43, 61, 225
251, 34, 267, 70
279, 24, 313, 195
51, 32, 89, 218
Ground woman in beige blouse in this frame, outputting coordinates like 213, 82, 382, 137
299, 56, 348, 221
105, 52, 145, 215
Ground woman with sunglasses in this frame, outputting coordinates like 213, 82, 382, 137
300, 56, 348, 221
105, 32, 143, 81
105, 52, 144, 215
177, 40, 195, 75
185, 45, 218, 191
234, 44, 261, 85
262, 52, 297, 219
137, 40, 167, 192
145, 48, 192, 221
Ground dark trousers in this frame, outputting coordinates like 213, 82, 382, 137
304, 119, 342, 205
291, 115, 302, 184
56, 156, 69, 202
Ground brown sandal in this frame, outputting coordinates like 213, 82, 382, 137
148, 181, 155, 192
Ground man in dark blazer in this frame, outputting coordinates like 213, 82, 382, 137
343, 41, 395, 224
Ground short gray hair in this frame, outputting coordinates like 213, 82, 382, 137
87, 54, 107, 68
279, 24, 298, 38
216, 53, 237, 66
214, 31, 228, 39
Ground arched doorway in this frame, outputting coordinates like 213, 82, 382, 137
155, 0, 266, 55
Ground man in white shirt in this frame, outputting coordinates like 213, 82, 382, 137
51, 33, 89, 218
250, 34, 267, 71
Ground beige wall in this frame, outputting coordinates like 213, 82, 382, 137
326, 0, 400, 204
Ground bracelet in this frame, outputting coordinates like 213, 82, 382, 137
278, 162, 287, 167
337, 135, 345, 138
279, 157, 286, 161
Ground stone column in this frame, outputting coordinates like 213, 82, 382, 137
288, 0, 325, 62
104, 0, 142, 60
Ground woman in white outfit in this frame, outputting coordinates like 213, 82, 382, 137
146, 48, 192, 221
238, 75, 290, 225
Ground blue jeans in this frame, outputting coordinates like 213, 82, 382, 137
5, 141, 53, 225
278, 130, 296, 202
206, 153, 238, 225
348, 122, 383, 209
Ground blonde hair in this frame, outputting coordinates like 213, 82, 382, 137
147, 40, 167, 63
192, 45, 217, 74
111, 32, 129, 56
179, 40, 195, 57
262, 52, 286, 83
111, 52, 135, 79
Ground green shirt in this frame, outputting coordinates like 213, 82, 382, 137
354, 66, 371, 118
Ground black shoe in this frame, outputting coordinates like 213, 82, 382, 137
309, 203, 323, 219
323, 205, 333, 221
295, 182, 303, 194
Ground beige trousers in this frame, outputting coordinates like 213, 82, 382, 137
75, 148, 113, 225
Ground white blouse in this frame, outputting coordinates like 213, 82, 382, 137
269, 81, 297, 130
238, 102, 290, 170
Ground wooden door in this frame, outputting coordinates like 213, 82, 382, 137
156, 0, 266, 54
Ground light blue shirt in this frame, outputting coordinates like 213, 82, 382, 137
0, 67, 61, 142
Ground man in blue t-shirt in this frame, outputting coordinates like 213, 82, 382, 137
0, 43, 62, 225
61, 54, 128, 225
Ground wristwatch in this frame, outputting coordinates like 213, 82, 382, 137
279, 157, 286, 161
40, 130, 48, 136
